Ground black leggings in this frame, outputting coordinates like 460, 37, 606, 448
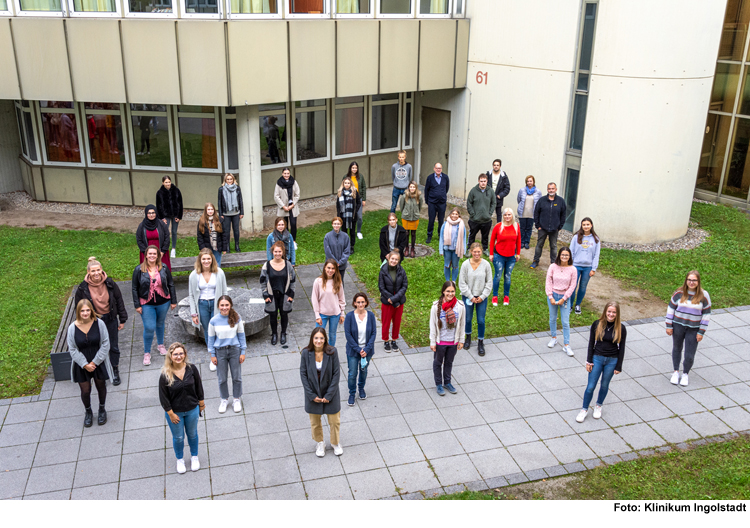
409, 230, 417, 246
288, 214, 297, 242
80, 379, 107, 409
271, 291, 289, 334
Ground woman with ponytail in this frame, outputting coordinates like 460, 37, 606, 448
207, 295, 246, 414
429, 281, 466, 396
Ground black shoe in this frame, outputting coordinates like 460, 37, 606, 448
477, 339, 485, 357
84, 408, 93, 428
112, 366, 121, 386
350, 246, 355, 254
425, 236, 432, 244
384, 341, 391, 352
280, 332, 287, 345
464, 334, 472, 351
98, 407, 107, 426
235, 244, 240, 253
391, 340, 400, 351
271, 333, 278, 346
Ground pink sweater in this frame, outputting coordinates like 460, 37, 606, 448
545, 264, 577, 300
311, 277, 346, 318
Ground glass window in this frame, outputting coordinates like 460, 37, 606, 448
723, 116, 750, 199
371, 95, 400, 152
224, 107, 238, 172
260, 107, 289, 166
710, 63, 741, 113
378, 0, 412, 15
718, 0, 750, 60
1, 0, 9, 10
419, 0, 448, 15
578, 3, 597, 72
182, 0, 219, 16
177, 106, 219, 170
563, 168, 580, 232
697, 113, 731, 194
569, 94, 588, 151
229, 0, 279, 16
17, 0, 63, 13
39, 102, 82, 164
403, 92, 413, 149
70, 0, 120, 14
84, 103, 126, 166
129, 104, 173, 168
334, 97, 365, 157
334, 0, 371, 15
287, 0, 327, 15
738, 68, 750, 115
453, 0, 463, 16
126, 0, 173, 14
294, 100, 328, 162
15, 106, 28, 158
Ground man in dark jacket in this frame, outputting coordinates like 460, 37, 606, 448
466, 173, 496, 253
423, 163, 450, 244
531, 182, 567, 269
487, 159, 510, 223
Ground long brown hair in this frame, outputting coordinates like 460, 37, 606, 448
270, 240, 287, 259
75, 299, 99, 325
437, 281, 457, 329
140, 245, 163, 272
161, 342, 191, 386
575, 217, 600, 244
198, 202, 223, 235
217, 295, 240, 328
194, 248, 218, 273
678, 270, 705, 305
594, 301, 622, 343
405, 181, 421, 201
320, 258, 342, 294
306, 327, 335, 355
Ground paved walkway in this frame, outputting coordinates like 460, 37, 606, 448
1, 265, 749, 500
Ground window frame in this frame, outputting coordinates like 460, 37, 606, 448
284, 0, 330, 19
81, 103, 130, 169
332, 97, 367, 160
1, 0, 13, 15
226, 0, 282, 18
126, 104, 176, 171
13, 0, 66, 16
180, 0, 222, 18
375, 0, 414, 18
566, 0, 599, 154
416, 0, 451, 18
221, 107, 238, 175
292, 99, 330, 165
332, 0, 373, 18
452, 0, 465, 18
66, 0, 122, 17
123, 0, 178, 17
173, 105, 223, 173
402, 92, 414, 149
257, 102, 292, 170
14, 100, 41, 165
368, 93, 402, 154
35, 101, 86, 167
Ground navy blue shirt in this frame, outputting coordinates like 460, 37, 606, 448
424, 173, 450, 205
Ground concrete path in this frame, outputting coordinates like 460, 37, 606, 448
1, 264, 749, 500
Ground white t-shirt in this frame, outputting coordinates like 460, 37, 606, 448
355, 312, 369, 348
199, 273, 217, 300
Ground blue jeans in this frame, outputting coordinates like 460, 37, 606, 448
582, 355, 618, 409
443, 249, 460, 281
347, 353, 373, 395
573, 266, 592, 306
463, 296, 488, 339
165, 405, 200, 459
198, 299, 214, 340
547, 292, 571, 344
316, 314, 341, 347
213, 250, 222, 267
141, 302, 170, 355
391, 187, 406, 213
492, 254, 516, 297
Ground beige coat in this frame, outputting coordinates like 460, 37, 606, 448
274, 181, 301, 218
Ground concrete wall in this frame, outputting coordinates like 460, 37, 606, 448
0, 100, 23, 193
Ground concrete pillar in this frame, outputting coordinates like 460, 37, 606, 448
236, 104, 264, 234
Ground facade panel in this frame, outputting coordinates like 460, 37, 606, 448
289, 20, 336, 101
121, 20, 181, 105
380, 20, 419, 94
419, 19, 457, 90
0, 19, 21, 100
87, 170, 132, 206
454, 18, 469, 88
42, 167, 88, 203
177, 20, 229, 107
176, 172, 224, 210
131, 171, 171, 207
336, 20, 379, 97
228, 21, 288, 106
12, 18, 73, 101
295, 161, 334, 199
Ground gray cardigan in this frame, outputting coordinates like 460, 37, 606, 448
67, 319, 114, 383
458, 259, 493, 301
187, 268, 228, 326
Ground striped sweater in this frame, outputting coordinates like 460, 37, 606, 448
207, 314, 247, 356
665, 290, 711, 335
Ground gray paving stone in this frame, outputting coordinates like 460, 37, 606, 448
491, 418, 539, 446
253, 456, 301, 488
687, 387, 737, 410
623, 357, 660, 378
485, 475, 509, 489
563, 461, 586, 474
278, 387, 304, 410
121, 449, 166, 481
507, 441, 559, 472
416, 430, 464, 459
391, 390, 437, 414
508, 393, 555, 417
25, 462, 76, 495
359, 394, 400, 419
526, 413, 576, 440
122, 426, 165, 454
0, 468, 29, 499
38, 415, 84, 443
609, 379, 653, 401
205, 414, 248, 441
650, 417, 700, 444
440, 404, 486, 429
268, 352, 303, 372
495, 375, 537, 398
525, 468, 547, 482
431, 454, 481, 486
74, 455, 121, 488
707, 328, 746, 346
497, 340, 536, 358
165, 468, 211, 500
283, 407, 315, 431
602, 454, 622, 465
33, 437, 81, 468
583, 458, 602, 469
256, 482, 306, 500
580, 429, 631, 457
380, 372, 423, 394
720, 383, 750, 406
620, 451, 638, 462
461, 380, 505, 403
372, 355, 412, 375
510, 355, 551, 375
480, 359, 522, 379
544, 434, 597, 464
468, 447, 520, 479
273, 368, 303, 390
696, 365, 741, 386
341, 420, 375, 446
71, 482, 119, 500
403, 491, 426, 499
305, 474, 354, 500
118, 475, 165, 500
0, 443, 37, 472
465, 479, 488, 492
297, 451, 345, 481
359, 415, 407, 443
544, 465, 567, 477
339, 443, 387, 473
3, 401, 50, 424
378, 436, 425, 466
241, 390, 283, 414
389, 461, 440, 494
596, 401, 641, 428
453, 424, 502, 453
208, 437, 252, 467
657, 392, 707, 415
79, 431, 124, 460
541, 387, 583, 413
403, 409, 450, 435
714, 406, 750, 432
210, 462, 254, 496
444, 483, 467, 494
616, 423, 667, 451
124, 405, 167, 431
23, 489, 70, 500
554, 367, 587, 389
347, 468, 397, 500
626, 397, 674, 421
682, 412, 733, 437
474, 398, 521, 423
250, 431, 294, 461
525, 371, 569, 392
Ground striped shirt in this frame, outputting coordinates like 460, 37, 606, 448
207, 314, 247, 356
665, 290, 711, 335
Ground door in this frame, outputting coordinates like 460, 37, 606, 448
420, 107, 450, 184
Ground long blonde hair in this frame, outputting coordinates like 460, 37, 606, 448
194, 248, 218, 274
678, 270, 705, 305
75, 299, 99, 325
140, 245, 163, 273
499, 207, 518, 233
337, 177, 359, 199
594, 301, 622, 344
161, 342, 191, 386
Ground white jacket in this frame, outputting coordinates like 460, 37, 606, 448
429, 300, 466, 347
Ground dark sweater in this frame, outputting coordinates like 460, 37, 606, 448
587, 321, 627, 372
533, 194, 567, 232
156, 185, 183, 220
159, 364, 204, 413
424, 173, 450, 205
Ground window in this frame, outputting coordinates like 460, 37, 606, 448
124, 0, 175, 16
1, 0, 10, 12
453, 0, 464, 17
333, 0, 372, 17
377, 0, 413, 16
562, 168, 580, 232
128, 104, 174, 169
228, 0, 280, 17
181, 0, 221, 17
333, 97, 366, 158
175, 106, 221, 171
285, 0, 328, 17
403, 92, 413, 149
84, 103, 127, 167
222, 107, 238, 172
567, 2, 598, 152
418, 0, 450, 17
370, 93, 400, 152
14, 0, 64, 15
294, 100, 328, 163
722, 117, 750, 199
697, 114, 730, 194
38, 101, 83, 165
14, 101, 39, 163
718, 0, 750, 61
259, 103, 290, 167
68, 0, 120, 16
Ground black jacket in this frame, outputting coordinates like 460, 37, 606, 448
217, 186, 244, 217
131, 265, 177, 308
300, 347, 341, 415
156, 185, 183, 220
378, 264, 408, 308
423, 173, 450, 205
487, 170, 511, 208
75, 277, 128, 324
197, 219, 228, 252
159, 364, 204, 413
533, 194, 567, 232
379, 225, 408, 262
136, 219, 170, 254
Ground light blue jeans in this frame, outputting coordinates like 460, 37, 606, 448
547, 292, 571, 344
463, 296, 488, 339
492, 254, 517, 298
165, 404, 200, 460
443, 249, 460, 281
582, 355, 618, 409
573, 266, 592, 306
317, 314, 341, 346
141, 302, 170, 355
198, 299, 214, 340
213, 250, 222, 267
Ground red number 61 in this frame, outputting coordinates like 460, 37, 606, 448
476, 71, 488, 84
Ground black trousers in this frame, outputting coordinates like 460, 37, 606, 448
288, 214, 297, 241
271, 291, 289, 334
468, 220, 492, 250
427, 202, 447, 238
101, 312, 120, 368
222, 214, 241, 250
342, 226, 357, 250
433, 344, 458, 386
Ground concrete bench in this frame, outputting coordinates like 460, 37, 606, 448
170, 251, 268, 272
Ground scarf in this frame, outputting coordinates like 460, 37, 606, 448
443, 216, 466, 258
143, 205, 158, 231
222, 183, 239, 213
339, 189, 355, 229
441, 297, 458, 327
85, 271, 110, 315
277, 176, 296, 218
272, 228, 290, 257
525, 186, 537, 195
208, 215, 218, 251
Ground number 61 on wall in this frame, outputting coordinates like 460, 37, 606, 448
476, 71, 488, 84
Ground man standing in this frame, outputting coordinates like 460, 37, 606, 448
466, 173, 496, 253
487, 159, 510, 223
530, 183, 566, 269
424, 163, 450, 244
390, 150, 412, 213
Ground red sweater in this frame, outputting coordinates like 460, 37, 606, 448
489, 223, 521, 257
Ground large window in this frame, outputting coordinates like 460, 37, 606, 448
333, 0, 372, 16
285, 0, 328, 17
14, 101, 39, 164
567, 2, 597, 152
84, 103, 127, 167
14, 0, 64, 15
181, 0, 220, 17
418, 0, 450, 17
68, 0, 120, 16
175, 106, 220, 171
128, 104, 174, 169
124, 0, 175, 16
377, 0, 413, 16
334, 97, 365, 158
38, 101, 83, 165
370, 93, 400, 152
228, 0, 279, 17
259, 103, 290, 167
294, 100, 328, 163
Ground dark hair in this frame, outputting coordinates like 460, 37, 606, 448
493, 159, 502, 166
217, 295, 240, 328
575, 217, 600, 244
352, 292, 369, 308
161, 175, 172, 183
270, 240, 286, 259
306, 327, 334, 355
437, 281, 457, 329
320, 258, 342, 295
478, 173, 488, 181
346, 161, 360, 179
274, 216, 288, 231
282, 167, 291, 175
547, 182, 557, 188
555, 247, 572, 267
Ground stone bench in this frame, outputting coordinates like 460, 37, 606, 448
170, 250, 268, 272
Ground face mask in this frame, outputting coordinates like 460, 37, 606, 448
361, 357, 368, 369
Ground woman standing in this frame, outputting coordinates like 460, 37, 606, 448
311, 259, 346, 347
299, 327, 342, 458
516, 175, 543, 249
398, 181, 423, 258
546, 246, 577, 356
576, 302, 627, 423
336, 177, 361, 253
666, 270, 711, 387
136, 204, 171, 270
378, 250, 408, 353
75, 257, 127, 386
208, 295, 246, 414
67, 299, 113, 427
379, 213, 408, 263
570, 217, 601, 316
459, 243, 493, 356
188, 249, 228, 372
429, 281, 466, 396
266, 216, 296, 266
345, 161, 367, 240
489, 208, 521, 307
197, 203, 227, 266
274, 167, 300, 242
159, 343, 205, 474
218, 173, 244, 253
156, 175, 183, 259
344, 293, 376, 406
260, 241, 296, 346
132, 245, 177, 365
439, 208, 467, 282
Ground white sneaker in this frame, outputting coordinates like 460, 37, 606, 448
218, 399, 229, 414
209, 362, 217, 372
233, 399, 242, 413
547, 338, 558, 348
670, 371, 680, 385
294, 242, 298, 250
315, 441, 325, 457
170, 248, 176, 258
176, 458, 186, 474
191, 456, 200, 471
593, 405, 602, 419
357, 233, 363, 240
332, 444, 343, 456
563, 345, 574, 357
679, 373, 689, 387
576, 409, 588, 423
